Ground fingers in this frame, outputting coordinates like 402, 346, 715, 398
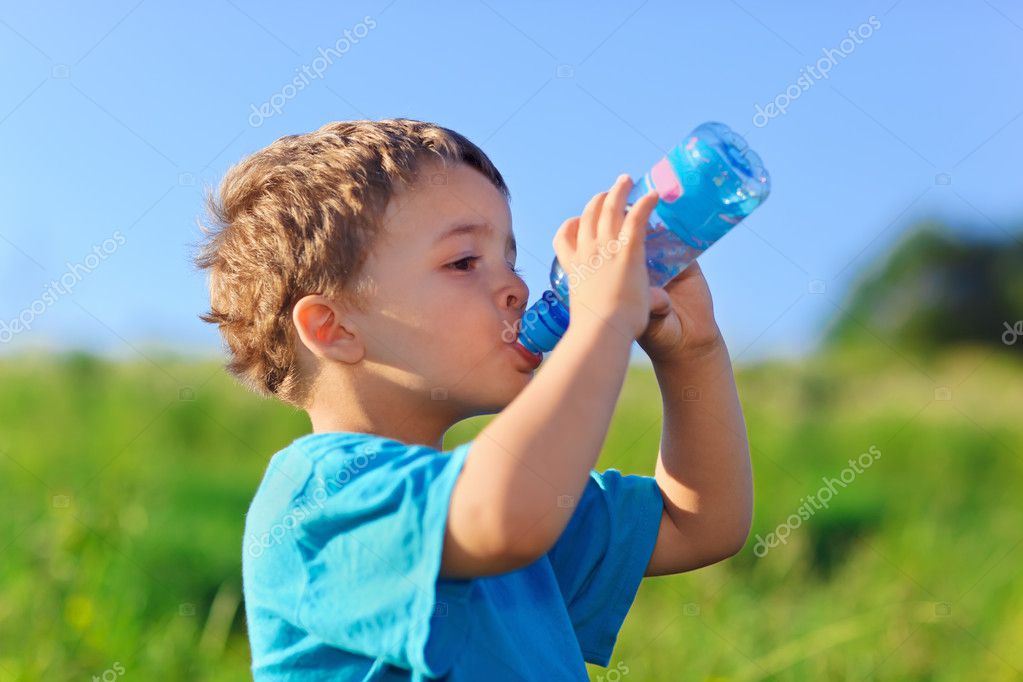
622, 189, 659, 254
552, 216, 580, 266
579, 190, 608, 247
560, 177, 657, 275
598, 174, 633, 241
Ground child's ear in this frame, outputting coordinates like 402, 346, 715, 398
292, 294, 364, 364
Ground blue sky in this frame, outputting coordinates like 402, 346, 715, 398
2, 1, 1021, 366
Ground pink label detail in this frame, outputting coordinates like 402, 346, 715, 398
650, 157, 682, 203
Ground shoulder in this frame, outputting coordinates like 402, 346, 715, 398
242, 433, 472, 580
251, 433, 473, 529
294, 434, 472, 501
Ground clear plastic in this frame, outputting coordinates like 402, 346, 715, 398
517, 121, 770, 355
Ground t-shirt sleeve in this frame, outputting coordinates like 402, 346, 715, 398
546, 468, 664, 666
291, 439, 475, 678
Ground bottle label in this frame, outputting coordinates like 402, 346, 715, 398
650, 157, 683, 203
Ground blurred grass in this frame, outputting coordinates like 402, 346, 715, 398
0, 344, 1020, 680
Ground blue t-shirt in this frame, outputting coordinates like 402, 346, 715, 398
242, 431, 664, 681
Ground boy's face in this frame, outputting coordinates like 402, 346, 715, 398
347, 160, 534, 418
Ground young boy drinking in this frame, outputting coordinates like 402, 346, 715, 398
194, 118, 753, 680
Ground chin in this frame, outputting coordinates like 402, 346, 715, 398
499, 371, 533, 403
466, 374, 532, 416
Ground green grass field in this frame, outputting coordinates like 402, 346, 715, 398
1, 345, 1020, 680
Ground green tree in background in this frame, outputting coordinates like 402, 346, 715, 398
822, 221, 1023, 354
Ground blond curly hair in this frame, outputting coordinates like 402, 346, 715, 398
192, 118, 509, 408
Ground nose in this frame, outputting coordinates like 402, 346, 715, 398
502, 271, 529, 313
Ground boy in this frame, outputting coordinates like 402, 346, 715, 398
194, 118, 753, 680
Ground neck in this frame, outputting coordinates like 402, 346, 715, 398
306, 373, 455, 451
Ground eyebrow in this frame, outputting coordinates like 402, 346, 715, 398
434, 222, 516, 258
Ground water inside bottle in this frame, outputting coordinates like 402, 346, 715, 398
638, 123, 769, 287
520, 121, 770, 354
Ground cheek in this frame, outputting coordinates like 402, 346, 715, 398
402, 301, 479, 356
373, 280, 501, 365
421, 287, 492, 332
429, 304, 505, 366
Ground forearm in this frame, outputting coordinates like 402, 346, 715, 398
653, 338, 753, 558
468, 318, 633, 556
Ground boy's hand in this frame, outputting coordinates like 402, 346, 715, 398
552, 174, 660, 341
638, 259, 724, 364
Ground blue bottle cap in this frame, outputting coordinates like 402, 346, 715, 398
516, 289, 570, 354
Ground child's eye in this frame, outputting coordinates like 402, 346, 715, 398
447, 255, 480, 272
446, 256, 523, 276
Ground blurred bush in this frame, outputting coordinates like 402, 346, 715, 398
822, 221, 1023, 354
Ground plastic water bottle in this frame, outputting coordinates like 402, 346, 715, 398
516, 121, 770, 356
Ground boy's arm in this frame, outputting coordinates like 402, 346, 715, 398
441, 316, 633, 578
644, 336, 754, 577
441, 176, 661, 579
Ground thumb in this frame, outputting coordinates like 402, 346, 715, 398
648, 286, 671, 319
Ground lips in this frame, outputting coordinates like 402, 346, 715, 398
508, 340, 543, 370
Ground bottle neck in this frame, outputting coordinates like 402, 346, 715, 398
517, 289, 570, 353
